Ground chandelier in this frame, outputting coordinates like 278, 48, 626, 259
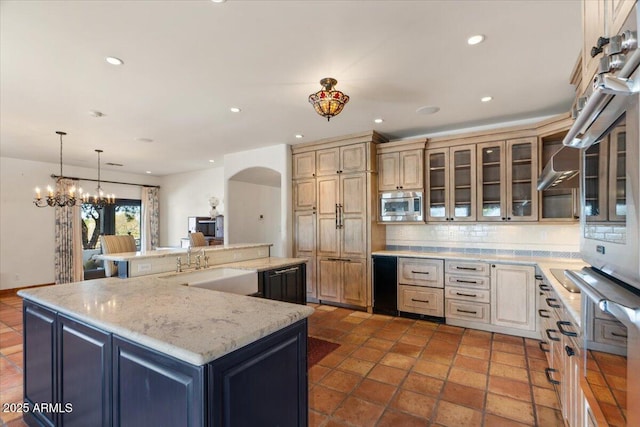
34, 131, 83, 208
82, 149, 115, 208
308, 78, 350, 121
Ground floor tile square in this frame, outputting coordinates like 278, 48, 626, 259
435, 400, 483, 427
351, 379, 397, 406
453, 354, 489, 374
402, 371, 443, 397
332, 396, 385, 427
488, 376, 532, 402
412, 359, 450, 380
485, 393, 535, 425
440, 382, 485, 410
390, 389, 436, 420
447, 367, 488, 390
379, 352, 416, 370
309, 385, 347, 415
336, 357, 374, 376
320, 370, 362, 394
376, 409, 428, 427
366, 364, 407, 386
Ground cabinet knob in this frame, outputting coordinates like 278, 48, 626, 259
507, 217, 511, 221
501, 217, 506, 220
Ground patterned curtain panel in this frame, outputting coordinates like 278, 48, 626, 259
141, 187, 160, 250
54, 178, 83, 284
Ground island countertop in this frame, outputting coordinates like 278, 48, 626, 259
18, 277, 314, 366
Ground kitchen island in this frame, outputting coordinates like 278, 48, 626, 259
18, 277, 314, 427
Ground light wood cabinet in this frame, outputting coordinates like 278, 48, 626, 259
378, 149, 423, 191
292, 152, 316, 179
316, 143, 366, 176
582, 0, 606, 94
292, 131, 386, 309
293, 178, 316, 211
490, 264, 536, 331
397, 258, 444, 318
426, 144, 477, 222
608, 0, 635, 36
477, 137, 538, 222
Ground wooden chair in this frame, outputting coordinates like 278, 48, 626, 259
189, 232, 207, 247
100, 234, 137, 277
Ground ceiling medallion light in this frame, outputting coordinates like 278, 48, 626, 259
34, 131, 84, 208
416, 105, 440, 115
467, 34, 486, 45
82, 149, 115, 208
308, 78, 350, 121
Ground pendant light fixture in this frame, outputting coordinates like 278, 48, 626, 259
83, 149, 115, 208
308, 78, 350, 121
33, 131, 83, 208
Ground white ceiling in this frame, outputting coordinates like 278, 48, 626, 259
0, 0, 581, 177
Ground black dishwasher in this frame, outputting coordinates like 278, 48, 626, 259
373, 256, 398, 316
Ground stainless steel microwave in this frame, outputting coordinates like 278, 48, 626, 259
379, 191, 423, 222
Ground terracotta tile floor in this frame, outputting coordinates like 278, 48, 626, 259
0, 293, 564, 426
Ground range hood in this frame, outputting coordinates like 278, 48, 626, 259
536, 146, 580, 190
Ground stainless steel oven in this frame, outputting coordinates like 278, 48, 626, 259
563, 5, 640, 425
379, 191, 423, 222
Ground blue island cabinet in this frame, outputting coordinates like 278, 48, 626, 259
22, 300, 308, 427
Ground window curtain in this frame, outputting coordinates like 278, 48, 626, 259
141, 187, 159, 250
54, 178, 83, 284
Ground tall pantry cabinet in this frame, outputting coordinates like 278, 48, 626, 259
292, 131, 387, 309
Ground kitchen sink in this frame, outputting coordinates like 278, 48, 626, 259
159, 268, 258, 295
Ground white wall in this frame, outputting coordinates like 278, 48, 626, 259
224, 144, 291, 257
159, 166, 224, 247
386, 223, 580, 254
0, 156, 160, 290
227, 180, 281, 256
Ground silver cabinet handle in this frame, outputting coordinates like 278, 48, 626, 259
274, 267, 299, 275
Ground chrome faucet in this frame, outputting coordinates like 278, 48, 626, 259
176, 256, 182, 272
186, 246, 192, 266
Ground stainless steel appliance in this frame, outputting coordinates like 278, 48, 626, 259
379, 191, 423, 222
563, 6, 640, 426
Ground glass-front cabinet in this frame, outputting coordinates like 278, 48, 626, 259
584, 139, 609, 222
539, 132, 580, 221
426, 145, 476, 222
477, 138, 538, 222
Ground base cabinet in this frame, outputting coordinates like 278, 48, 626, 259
259, 263, 306, 305
490, 264, 536, 331
317, 257, 367, 307
23, 300, 309, 427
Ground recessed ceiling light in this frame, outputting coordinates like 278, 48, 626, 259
135, 137, 154, 143
295, 134, 304, 139
374, 118, 384, 124
481, 96, 493, 102
467, 35, 485, 45
146, 171, 152, 174
416, 105, 440, 115
209, 159, 215, 163
211, 0, 227, 3
105, 56, 124, 65
230, 107, 241, 113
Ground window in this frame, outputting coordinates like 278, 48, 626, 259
82, 199, 142, 279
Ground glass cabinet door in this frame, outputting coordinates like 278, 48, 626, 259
539, 135, 579, 221
450, 145, 476, 221
608, 126, 626, 222
477, 142, 505, 221
426, 148, 449, 221
584, 139, 609, 222
506, 138, 538, 221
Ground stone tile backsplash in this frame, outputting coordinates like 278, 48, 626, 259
385, 223, 581, 259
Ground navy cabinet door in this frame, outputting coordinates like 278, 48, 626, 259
263, 264, 306, 305
24, 301, 57, 427
112, 337, 205, 427
208, 320, 308, 427
57, 314, 111, 427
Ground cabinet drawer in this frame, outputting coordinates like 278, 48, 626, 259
398, 285, 443, 317
593, 318, 627, 346
445, 274, 490, 290
445, 286, 490, 304
446, 300, 489, 323
398, 258, 443, 288
445, 260, 490, 276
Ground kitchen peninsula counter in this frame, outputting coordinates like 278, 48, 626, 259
95, 242, 271, 262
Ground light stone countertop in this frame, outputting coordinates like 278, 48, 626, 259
220, 257, 309, 272
18, 275, 314, 366
373, 250, 586, 325
96, 243, 272, 262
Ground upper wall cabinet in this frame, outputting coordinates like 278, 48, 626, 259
477, 137, 538, 222
292, 152, 316, 179
316, 143, 367, 176
426, 144, 477, 222
377, 139, 427, 192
